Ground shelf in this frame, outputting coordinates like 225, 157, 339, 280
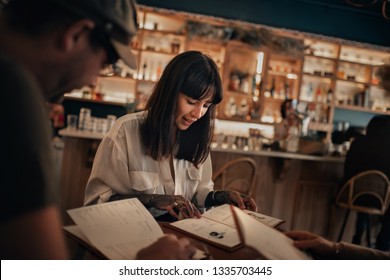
298, 99, 331, 106
263, 97, 289, 102
335, 104, 390, 115
63, 96, 128, 107
302, 73, 334, 80
98, 75, 137, 82
304, 54, 337, 62
141, 49, 179, 56
308, 122, 332, 132
137, 79, 158, 84
335, 78, 370, 86
226, 89, 252, 96
217, 116, 274, 126
267, 70, 295, 77
141, 28, 185, 36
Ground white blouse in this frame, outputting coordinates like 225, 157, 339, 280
84, 111, 214, 210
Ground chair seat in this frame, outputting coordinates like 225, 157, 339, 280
335, 170, 390, 245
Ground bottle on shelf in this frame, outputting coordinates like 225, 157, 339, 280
270, 77, 276, 98
315, 84, 322, 103
327, 89, 333, 104
306, 82, 314, 101
156, 61, 163, 80
142, 61, 148, 80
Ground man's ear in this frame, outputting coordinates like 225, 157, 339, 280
59, 19, 95, 52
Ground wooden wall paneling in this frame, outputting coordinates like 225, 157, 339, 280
60, 138, 97, 225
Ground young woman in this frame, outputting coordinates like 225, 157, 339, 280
84, 51, 257, 220
274, 99, 302, 142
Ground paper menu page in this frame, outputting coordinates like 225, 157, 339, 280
231, 206, 311, 260
202, 204, 283, 228
171, 217, 241, 249
67, 198, 163, 260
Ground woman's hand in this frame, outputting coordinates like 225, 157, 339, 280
213, 190, 257, 212
136, 234, 196, 259
153, 195, 202, 219
285, 230, 337, 257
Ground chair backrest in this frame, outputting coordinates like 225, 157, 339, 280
335, 170, 390, 215
212, 157, 258, 197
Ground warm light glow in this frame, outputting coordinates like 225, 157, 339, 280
286, 73, 298, 79
255, 73, 262, 84
256, 52, 264, 74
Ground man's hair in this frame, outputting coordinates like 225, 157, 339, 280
140, 51, 223, 167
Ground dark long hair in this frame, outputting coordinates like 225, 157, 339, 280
280, 99, 293, 119
366, 115, 390, 142
140, 51, 223, 167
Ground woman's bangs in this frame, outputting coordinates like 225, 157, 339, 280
181, 73, 221, 104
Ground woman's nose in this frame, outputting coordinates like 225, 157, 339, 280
191, 105, 203, 119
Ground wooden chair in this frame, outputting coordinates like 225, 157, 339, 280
335, 170, 390, 246
212, 157, 258, 197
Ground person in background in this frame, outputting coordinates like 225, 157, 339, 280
274, 99, 302, 142
286, 65, 390, 260
285, 230, 389, 259
340, 115, 390, 251
84, 51, 257, 220
0, 0, 195, 259
47, 103, 65, 137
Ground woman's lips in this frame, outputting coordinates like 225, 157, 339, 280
183, 117, 196, 126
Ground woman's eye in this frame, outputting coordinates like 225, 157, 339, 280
203, 103, 212, 108
187, 100, 197, 105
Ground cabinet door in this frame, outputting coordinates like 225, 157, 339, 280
260, 54, 302, 124
335, 45, 390, 114
135, 12, 187, 110
298, 40, 339, 139
219, 41, 265, 122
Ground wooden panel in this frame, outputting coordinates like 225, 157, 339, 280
60, 138, 98, 225
291, 181, 336, 236
211, 150, 347, 240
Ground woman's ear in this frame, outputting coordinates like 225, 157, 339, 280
59, 19, 95, 52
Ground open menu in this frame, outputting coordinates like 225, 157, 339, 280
66, 198, 164, 260
66, 198, 207, 260
66, 199, 309, 259
231, 205, 311, 260
167, 204, 285, 251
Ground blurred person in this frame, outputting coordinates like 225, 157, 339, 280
274, 99, 302, 142
0, 0, 194, 259
340, 115, 390, 251
47, 103, 65, 137
84, 51, 257, 220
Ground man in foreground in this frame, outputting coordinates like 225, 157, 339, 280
0, 0, 195, 259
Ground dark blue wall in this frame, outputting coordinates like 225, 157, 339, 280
138, 0, 390, 47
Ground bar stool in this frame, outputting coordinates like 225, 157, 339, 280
335, 170, 390, 246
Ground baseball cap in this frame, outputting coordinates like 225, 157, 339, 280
50, 0, 138, 69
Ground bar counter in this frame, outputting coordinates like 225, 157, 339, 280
59, 129, 355, 242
